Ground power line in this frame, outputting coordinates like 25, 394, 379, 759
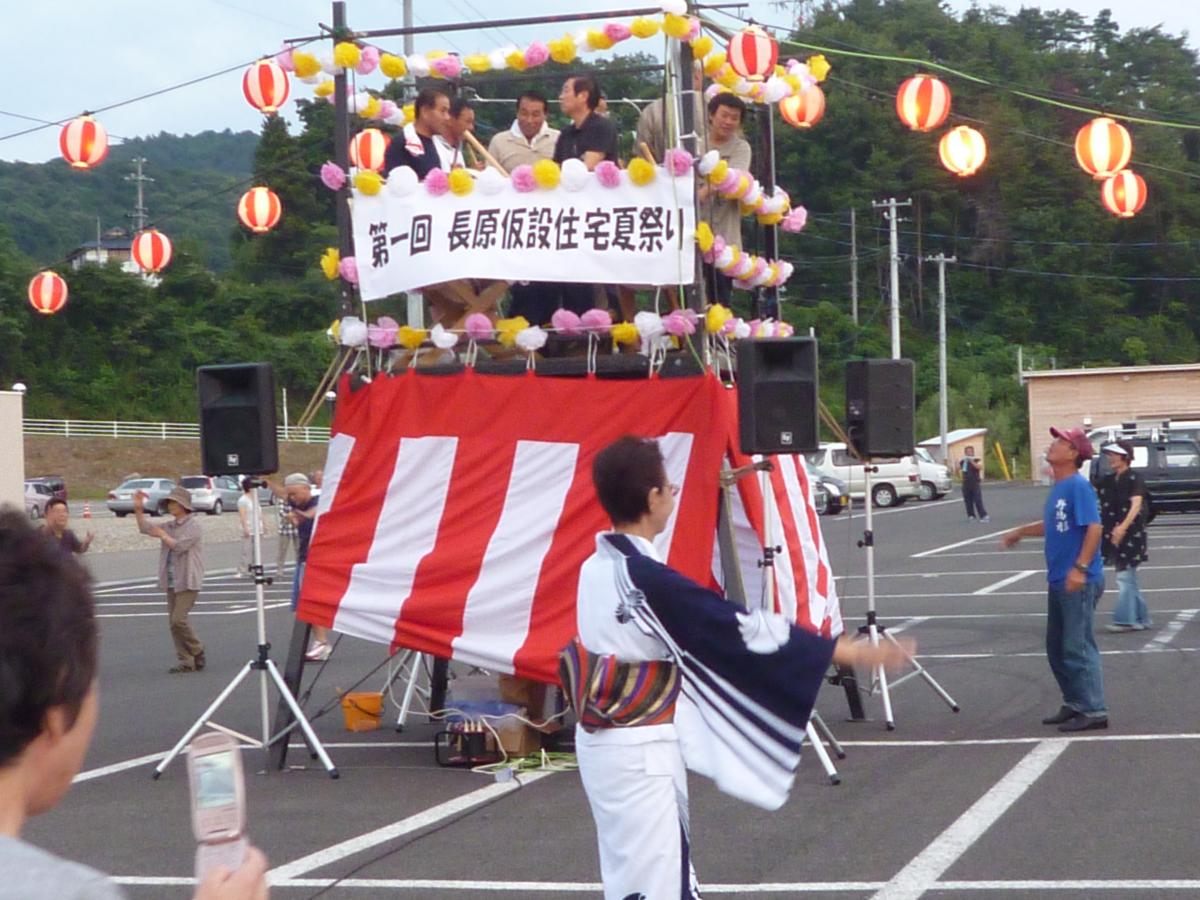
955, 260, 1200, 282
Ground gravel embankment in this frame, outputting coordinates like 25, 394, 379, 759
64, 510, 283, 554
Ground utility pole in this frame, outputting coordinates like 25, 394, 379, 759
332, 1, 353, 317
925, 253, 957, 466
124, 158, 152, 234
849, 208, 858, 325
872, 197, 912, 359
402, 0, 414, 56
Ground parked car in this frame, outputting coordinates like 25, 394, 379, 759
912, 447, 954, 501
26, 475, 67, 502
803, 461, 848, 516
106, 478, 176, 517
179, 475, 242, 515
804, 443, 922, 508
1089, 436, 1200, 516
24, 482, 53, 519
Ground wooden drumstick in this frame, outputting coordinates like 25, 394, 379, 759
464, 131, 509, 176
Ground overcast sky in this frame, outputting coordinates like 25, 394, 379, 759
2, 0, 1196, 164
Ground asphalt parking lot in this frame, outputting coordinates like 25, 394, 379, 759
28, 483, 1200, 898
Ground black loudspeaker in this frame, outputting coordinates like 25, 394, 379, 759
197, 363, 279, 476
737, 337, 819, 454
845, 359, 915, 457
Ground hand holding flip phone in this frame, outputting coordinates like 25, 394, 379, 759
186, 731, 248, 881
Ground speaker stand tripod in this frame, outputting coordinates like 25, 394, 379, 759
852, 465, 960, 730
152, 483, 338, 779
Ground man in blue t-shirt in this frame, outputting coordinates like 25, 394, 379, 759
1002, 426, 1107, 732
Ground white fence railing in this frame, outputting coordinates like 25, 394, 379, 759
23, 419, 330, 444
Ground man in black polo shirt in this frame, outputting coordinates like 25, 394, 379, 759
384, 86, 450, 179
554, 75, 619, 170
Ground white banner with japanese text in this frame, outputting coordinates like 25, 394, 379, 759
350, 173, 695, 300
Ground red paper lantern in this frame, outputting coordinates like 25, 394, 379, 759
131, 229, 173, 274
349, 128, 391, 172
237, 187, 282, 233
59, 115, 109, 170
1075, 117, 1132, 181
938, 126, 987, 177
727, 25, 778, 82
27, 271, 68, 315
242, 59, 291, 114
895, 74, 952, 132
778, 85, 825, 129
1101, 170, 1147, 218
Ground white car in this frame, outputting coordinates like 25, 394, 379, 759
803, 443, 922, 508
912, 447, 954, 501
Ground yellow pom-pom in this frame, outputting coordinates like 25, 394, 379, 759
611, 322, 639, 346
532, 159, 561, 190
630, 17, 660, 38
360, 96, 382, 119
703, 51, 726, 76
333, 42, 361, 69
731, 175, 751, 200
505, 49, 528, 71
292, 51, 321, 78
354, 170, 384, 196
496, 317, 531, 347
783, 73, 803, 93
627, 158, 656, 186
380, 53, 407, 79
808, 54, 831, 82
402, 103, 415, 125
757, 212, 784, 226
397, 326, 428, 350
716, 66, 740, 89
328, 318, 341, 340
708, 160, 729, 185
695, 222, 714, 253
320, 248, 340, 281
690, 35, 714, 58
448, 168, 474, 196
314, 79, 335, 98
464, 54, 491, 73
721, 247, 742, 274
426, 50, 447, 61
663, 13, 692, 40
587, 29, 615, 51
548, 37, 577, 65
705, 304, 733, 335
774, 64, 786, 77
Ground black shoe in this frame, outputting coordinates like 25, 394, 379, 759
194, 652, 206, 671
1041, 706, 1075, 725
1057, 713, 1108, 733
168, 663, 198, 674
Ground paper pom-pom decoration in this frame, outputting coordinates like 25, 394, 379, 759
387, 165, 419, 197
635, 311, 665, 342
402, 103, 415, 124
704, 52, 727, 76
319, 52, 341, 75
380, 52, 407, 78
706, 304, 733, 334
424, 168, 450, 196
611, 322, 639, 346
697, 150, 720, 176
551, 308, 583, 335
354, 170, 384, 196
356, 46, 379, 75
691, 35, 715, 58
333, 42, 361, 69
581, 308, 613, 333
605, 22, 632, 43
368, 317, 399, 348
781, 206, 808, 233
465, 313, 493, 341
663, 13, 693, 39
663, 310, 696, 336
496, 316, 531, 347
432, 55, 463, 79
475, 167, 506, 195
630, 17, 660, 38
548, 37, 577, 65
320, 247, 340, 280
339, 256, 359, 285
627, 158, 656, 186
515, 326, 549, 352
560, 158, 590, 191
320, 161, 347, 191
511, 164, 537, 193
595, 160, 622, 188
808, 54, 831, 82
448, 168, 474, 196
664, 147, 693, 177
397, 325, 428, 350
377, 99, 397, 121
532, 158, 561, 190
339, 316, 367, 347
430, 323, 459, 350
708, 159, 730, 185
292, 51, 321, 78
586, 30, 615, 51
695, 222, 714, 253
524, 42, 550, 68
314, 80, 335, 98
407, 54, 431, 78
464, 53, 491, 73
360, 96, 382, 119
276, 46, 295, 72
504, 49, 528, 71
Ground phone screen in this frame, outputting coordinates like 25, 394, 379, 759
194, 752, 237, 810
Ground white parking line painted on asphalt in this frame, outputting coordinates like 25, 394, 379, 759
835, 732, 1200, 748
268, 770, 555, 881
888, 617, 928, 633
1143, 609, 1199, 651
871, 740, 1068, 900
96, 603, 291, 619
919, 647, 1198, 660
73, 752, 167, 783
911, 527, 1017, 559
972, 570, 1040, 595
847, 498, 958, 518
938, 880, 1200, 892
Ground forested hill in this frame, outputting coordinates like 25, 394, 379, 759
0, 130, 257, 271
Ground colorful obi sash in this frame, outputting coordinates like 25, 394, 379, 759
558, 638, 680, 733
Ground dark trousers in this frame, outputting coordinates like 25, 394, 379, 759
510, 282, 595, 325
962, 481, 987, 518
703, 262, 733, 305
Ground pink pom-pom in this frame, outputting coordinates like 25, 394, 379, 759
276, 45, 295, 72
595, 160, 622, 188
465, 313, 493, 341
320, 161, 347, 191
551, 308, 583, 335
747, 318, 762, 336
686, 18, 702, 40
604, 23, 632, 42
524, 42, 550, 68
378, 99, 397, 121
432, 55, 462, 79
580, 308, 613, 333
716, 170, 741, 195
357, 46, 380, 75
339, 256, 359, 285
664, 148, 694, 178
368, 318, 398, 348
781, 206, 809, 233
511, 164, 537, 193
424, 168, 450, 196
663, 310, 696, 337
702, 234, 726, 264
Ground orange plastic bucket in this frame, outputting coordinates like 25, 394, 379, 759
340, 691, 384, 732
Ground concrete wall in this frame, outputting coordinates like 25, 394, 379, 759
0, 392, 25, 511
1026, 367, 1200, 474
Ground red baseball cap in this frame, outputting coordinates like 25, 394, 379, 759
1050, 426, 1093, 460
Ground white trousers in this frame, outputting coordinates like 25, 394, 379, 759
576, 728, 701, 900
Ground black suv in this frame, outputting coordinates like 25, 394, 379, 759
1090, 437, 1200, 516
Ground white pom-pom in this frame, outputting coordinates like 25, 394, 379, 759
384, 110, 406, 126
560, 158, 590, 191
488, 48, 509, 70
319, 52, 342, 75
697, 149, 720, 176
515, 326, 548, 352
387, 166, 419, 197
733, 319, 751, 339
430, 324, 458, 350
475, 167, 506, 195
407, 54, 430, 77
339, 316, 368, 347
299, 73, 320, 85
661, 0, 688, 14
634, 311, 665, 340
715, 247, 736, 269
573, 29, 591, 51
763, 77, 791, 104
